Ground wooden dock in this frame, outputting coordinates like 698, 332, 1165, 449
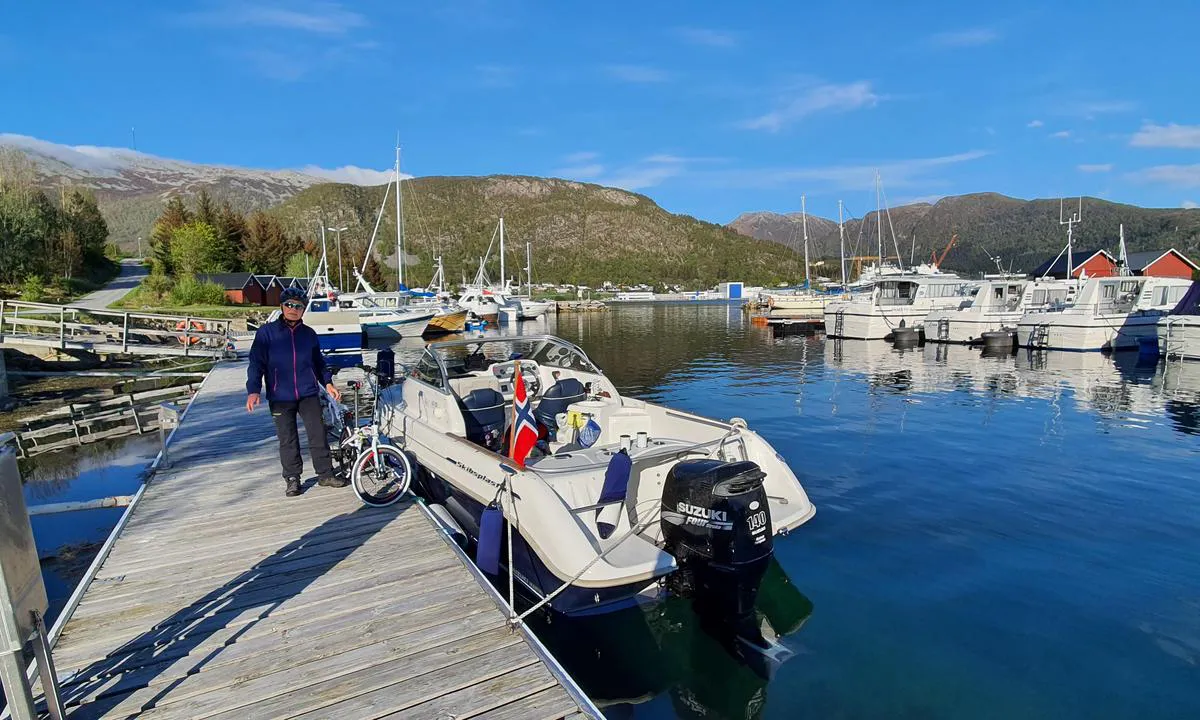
40, 362, 599, 719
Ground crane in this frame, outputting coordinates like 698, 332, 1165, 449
930, 233, 958, 269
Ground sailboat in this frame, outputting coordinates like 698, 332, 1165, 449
763, 195, 832, 315
339, 145, 468, 336
458, 218, 551, 322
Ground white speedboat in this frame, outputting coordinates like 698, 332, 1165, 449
457, 286, 503, 323
823, 275, 977, 340
377, 335, 815, 617
1158, 282, 1200, 360
924, 278, 1076, 344
1016, 275, 1192, 351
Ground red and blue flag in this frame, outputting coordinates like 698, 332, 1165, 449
509, 362, 539, 467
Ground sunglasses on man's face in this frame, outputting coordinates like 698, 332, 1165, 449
282, 302, 305, 311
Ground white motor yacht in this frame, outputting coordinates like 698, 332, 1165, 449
1157, 282, 1200, 360
925, 278, 1075, 344
1016, 275, 1192, 351
823, 275, 977, 340
376, 335, 815, 617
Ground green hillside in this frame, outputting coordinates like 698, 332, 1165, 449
268, 176, 805, 288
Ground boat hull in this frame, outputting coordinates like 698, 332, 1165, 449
1159, 316, 1200, 360
924, 310, 1022, 344
424, 309, 469, 335
823, 305, 937, 340
1017, 312, 1165, 351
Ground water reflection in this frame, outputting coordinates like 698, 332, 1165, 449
529, 560, 812, 720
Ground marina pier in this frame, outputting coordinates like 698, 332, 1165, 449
34, 361, 598, 719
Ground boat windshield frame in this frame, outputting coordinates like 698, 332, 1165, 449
421, 334, 603, 385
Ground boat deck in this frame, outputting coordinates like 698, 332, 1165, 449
41, 361, 597, 719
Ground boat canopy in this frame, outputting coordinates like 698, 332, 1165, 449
1169, 281, 1200, 316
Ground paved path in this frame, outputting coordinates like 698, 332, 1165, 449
43, 361, 598, 719
77, 260, 147, 309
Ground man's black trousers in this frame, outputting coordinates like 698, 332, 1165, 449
270, 395, 334, 479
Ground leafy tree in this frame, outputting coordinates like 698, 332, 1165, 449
149, 196, 192, 275
58, 189, 108, 279
284, 250, 312, 279
0, 186, 60, 283
169, 221, 228, 275
241, 211, 298, 274
169, 275, 227, 306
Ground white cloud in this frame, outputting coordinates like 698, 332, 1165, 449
674, 27, 738, 48
929, 27, 1000, 48
1050, 130, 1071, 139
1077, 163, 1113, 173
893, 194, 945, 206
1027, 119, 1044, 128
603, 156, 690, 190
1079, 100, 1136, 115
299, 165, 398, 185
1182, 200, 1199, 209
741, 80, 879, 132
1130, 122, 1200, 149
604, 64, 670, 83
563, 151, 599, 163
1127, 165, 1200, 188
183, 1, 366, 35
701, 150, 990, 191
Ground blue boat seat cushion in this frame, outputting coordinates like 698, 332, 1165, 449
459, 388, 507, 453
534, 377, 587, 432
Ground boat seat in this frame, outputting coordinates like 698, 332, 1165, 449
535, 378, 587, 433
458, 388, 507, 453
448, 373, 501, 399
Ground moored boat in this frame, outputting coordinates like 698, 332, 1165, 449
377, 335, 815, 617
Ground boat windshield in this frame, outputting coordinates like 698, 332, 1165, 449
432, 337, 600, 378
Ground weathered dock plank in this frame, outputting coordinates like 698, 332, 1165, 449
43, 361, 598, 719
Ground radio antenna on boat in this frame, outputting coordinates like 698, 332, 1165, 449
1059, 197, 1083, 282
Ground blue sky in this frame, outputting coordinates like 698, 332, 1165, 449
3, 1, 1200, 222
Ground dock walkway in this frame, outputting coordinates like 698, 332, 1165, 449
42, 362, 597, 719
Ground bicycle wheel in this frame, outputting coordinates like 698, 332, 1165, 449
351, 444, 412, 506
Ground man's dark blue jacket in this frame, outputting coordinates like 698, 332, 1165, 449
246, 318, 332, 402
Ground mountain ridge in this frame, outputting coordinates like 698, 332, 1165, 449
729, 192, 1200, 276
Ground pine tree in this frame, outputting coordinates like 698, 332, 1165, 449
213, 201, 246, 272
149, 196, 192, 275
241, 212, 298, 274
195, 189, 217, 226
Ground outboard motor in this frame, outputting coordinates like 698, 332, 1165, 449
376, 348, 396, 388
661, 459, 773, 620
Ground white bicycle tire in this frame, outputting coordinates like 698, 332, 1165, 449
351, 443, 412, 507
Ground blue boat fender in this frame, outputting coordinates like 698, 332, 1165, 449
477, 505, 504, 575
596, 449, 632, 540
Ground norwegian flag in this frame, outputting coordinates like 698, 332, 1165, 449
509, 362, 539, 467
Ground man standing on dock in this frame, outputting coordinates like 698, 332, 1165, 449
246, 287, 347, 497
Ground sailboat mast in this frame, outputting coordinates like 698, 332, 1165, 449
875, 171, 883, 269
499, 217, 506, 291
526, 241, 532, 295
838, 200, 847, 288
394, 144, 405, 289
801, 194, 811, 290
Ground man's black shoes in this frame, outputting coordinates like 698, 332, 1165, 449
285, 476, 303, 497
317, 474, 349, 488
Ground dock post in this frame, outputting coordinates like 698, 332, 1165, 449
158, 402, 181, 467
122, 312, 130, 353
59, 305, 65, 348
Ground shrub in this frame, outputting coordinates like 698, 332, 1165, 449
141, 273, 174, 302
170, 275, 228, 306
20, 275, 45, 301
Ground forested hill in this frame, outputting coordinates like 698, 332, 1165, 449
729, 193, 1200, 276
269, 176, 804, 288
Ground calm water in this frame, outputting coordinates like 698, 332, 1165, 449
22, 304, 1200, 718
483, 304, 1200, 720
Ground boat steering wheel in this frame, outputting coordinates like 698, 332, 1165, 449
491, 360, 541, 396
